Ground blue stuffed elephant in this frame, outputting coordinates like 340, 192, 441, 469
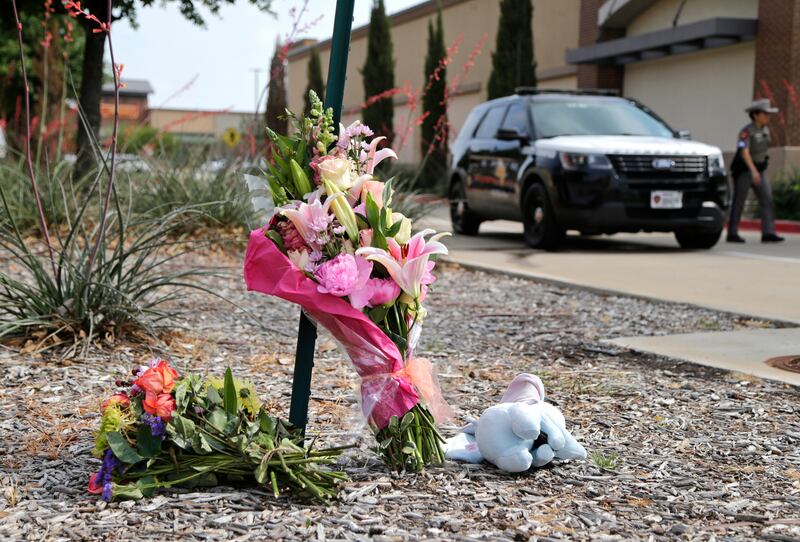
445, 374, 586, 473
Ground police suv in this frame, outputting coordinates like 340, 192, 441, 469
448, 89, 729, 250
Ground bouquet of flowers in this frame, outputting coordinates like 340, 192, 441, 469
244, 91, 453, 472
89, 358, 349, 502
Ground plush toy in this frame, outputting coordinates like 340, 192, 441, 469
444, 373, 586, 473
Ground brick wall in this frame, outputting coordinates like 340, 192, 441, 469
753, 0, 800, 147
576, 0, 624, 92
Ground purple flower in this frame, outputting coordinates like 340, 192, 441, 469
102, 482, 113, 502
142, 413, 166, 437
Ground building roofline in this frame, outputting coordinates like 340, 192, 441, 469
287, 0, 471, 61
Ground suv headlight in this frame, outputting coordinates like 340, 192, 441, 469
559, 152, 612, 170
708, 153, 725, 176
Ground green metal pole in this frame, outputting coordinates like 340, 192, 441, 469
289, 0, 355, 434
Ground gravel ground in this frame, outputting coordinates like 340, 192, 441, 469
1, 251, 799, 542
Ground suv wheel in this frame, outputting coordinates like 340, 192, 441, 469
523, 183, 564, 250
674, 228, 723, 250
449, 179, 481, 235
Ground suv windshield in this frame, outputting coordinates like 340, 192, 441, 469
531, 99, 674, 138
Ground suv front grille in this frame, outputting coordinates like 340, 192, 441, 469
608, 154, 707, 187
609, 154, 707, 175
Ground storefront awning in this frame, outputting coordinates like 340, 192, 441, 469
566, 17, 757, 65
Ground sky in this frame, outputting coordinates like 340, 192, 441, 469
111, 0, 422, 112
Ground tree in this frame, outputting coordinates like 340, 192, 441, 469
487, 0, 536, 100
361, 0, 395, 145
0, 7, 83, 154
12, 0, 274, 178
265, 41, 287, 135
303, 48, 325, 116
419, 5, 447, 191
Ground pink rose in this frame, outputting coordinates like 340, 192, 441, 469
366, 278, 400, 307
360, 180, 385, 207
359, 228, 373, 247
315, 254, 373, 309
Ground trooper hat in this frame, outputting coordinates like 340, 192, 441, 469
746, 98, 779, 114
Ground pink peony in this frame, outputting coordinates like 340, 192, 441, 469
315, 253, 373, 307
366, 278, 400, 307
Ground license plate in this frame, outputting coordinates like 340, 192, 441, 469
650, 190, 683, 209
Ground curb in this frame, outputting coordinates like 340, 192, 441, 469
441, 256, 800, 328
734, 219, 800, 234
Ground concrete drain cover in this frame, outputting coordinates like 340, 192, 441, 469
765, 355, 800, 374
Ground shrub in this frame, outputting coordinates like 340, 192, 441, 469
129, 154, 258, 234
772, 168, 800, 221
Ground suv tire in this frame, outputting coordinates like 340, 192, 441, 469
523, 183, 564, 250
449, 179, 481, 235
674, 228, 723, 250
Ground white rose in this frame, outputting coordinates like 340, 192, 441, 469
317, 157, 353, 190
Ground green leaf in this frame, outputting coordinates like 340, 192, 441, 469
112, 483, 144, 501
174, 380, 189, 414
192, 433, 214, 454
207, 384, 222, 406
368, 304, 390, 324
400, 411, 415, 432
223, 368, 238, 416
259, 410, 277, 436
167, 415, 197, 450
135, 424, 162, 458
365, 193, 381, 231
386, 220, 402, 237
107, 432, 144, 465
382, 179, 394, 207
207, 408, 229, 434
136, 476, 156, 498
265, 229, 285, 252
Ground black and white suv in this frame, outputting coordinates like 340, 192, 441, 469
448, 89, 729, 250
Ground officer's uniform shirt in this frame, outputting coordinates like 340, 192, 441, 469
737, 122, 770, 165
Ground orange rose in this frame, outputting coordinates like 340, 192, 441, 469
135, 360, 179, 394
101, 393, 130, 412
143, 392, 176, 420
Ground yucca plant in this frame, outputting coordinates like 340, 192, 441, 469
0, 180, 222, 345
0, 1, 227, 351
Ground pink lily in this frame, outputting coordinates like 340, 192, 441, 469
281, 193, 344, 247
361, 136, 398, 175
356, 229, 449, 299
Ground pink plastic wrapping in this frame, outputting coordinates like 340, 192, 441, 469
244, 229, 423, 429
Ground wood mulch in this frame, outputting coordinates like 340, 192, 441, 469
1, 250, 799, 541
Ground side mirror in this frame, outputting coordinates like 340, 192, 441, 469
677, 130, 692, 140
496, 128, 527, 142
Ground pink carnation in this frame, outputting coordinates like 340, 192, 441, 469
275, 220, 308, 252
315, 253, 373, 309
366, 278, 400, 307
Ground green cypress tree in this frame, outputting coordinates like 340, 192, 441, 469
420, 6, 448, 191
487, 0, 537, 100
265, 41, 288, 134
303, 48, 325, 116
361, 0, 395, 145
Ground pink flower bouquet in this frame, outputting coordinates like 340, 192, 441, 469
244, 91, 452, 471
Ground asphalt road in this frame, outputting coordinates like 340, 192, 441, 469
424, 207, 800, 324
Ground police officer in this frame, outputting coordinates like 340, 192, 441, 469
727, 99, 785, 243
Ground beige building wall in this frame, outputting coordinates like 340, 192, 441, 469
287, 0, 580, 164
624, 42, 756, 152
149, 109, 252, 137
626, 0, 759, 37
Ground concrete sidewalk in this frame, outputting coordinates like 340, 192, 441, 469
606, 328, 800, 386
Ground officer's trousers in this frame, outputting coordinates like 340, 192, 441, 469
728, 170, 776, 236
